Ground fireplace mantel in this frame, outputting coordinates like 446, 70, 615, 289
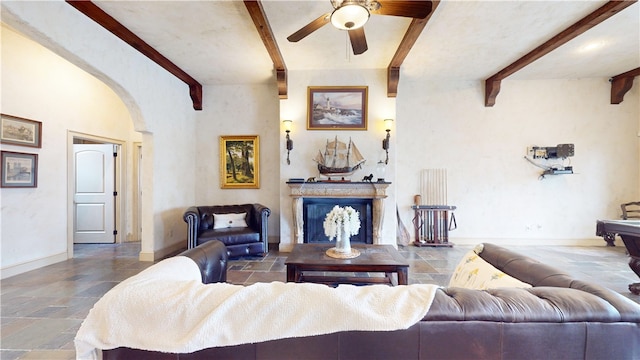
287, 181, 390, 244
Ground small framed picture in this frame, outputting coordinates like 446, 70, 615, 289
219, 135, 259, 189
307, 86, 368, 130
1, 151, 38, 188
1, 113, 42, 148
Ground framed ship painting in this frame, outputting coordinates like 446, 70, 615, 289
1, 113, 42, 148
219, 135, 259, 189
307, 86, 368, 130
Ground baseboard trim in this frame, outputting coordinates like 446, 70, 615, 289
449, 237, 615, 247
138, 251, 154, 262
138, 241, 186, 262
1, 252, 68, 279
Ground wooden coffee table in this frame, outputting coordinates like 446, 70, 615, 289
285, 243, 409, 286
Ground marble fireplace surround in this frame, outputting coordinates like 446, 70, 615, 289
287, 182, 390, 245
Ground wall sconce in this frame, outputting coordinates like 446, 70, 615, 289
382, 119, 393, 164
283, 120, 293, 165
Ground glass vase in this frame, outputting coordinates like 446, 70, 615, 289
335, 227, 351, 254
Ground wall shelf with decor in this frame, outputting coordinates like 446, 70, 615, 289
524, 143, 575, 180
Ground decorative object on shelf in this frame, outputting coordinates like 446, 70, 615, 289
323, 205, 361, 259
1, 113, 42, 148
362, 173, 373, 182
313, 136, 366, 181
1, 151, 38, 188
283, 120, 293, 165
307, 86, 367, 130
376, 160, 386, 182
219, 135, 259, 189
524, 144, 574, 179
382, 118, 393, 164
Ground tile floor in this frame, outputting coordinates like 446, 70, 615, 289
1, 242, 638, 359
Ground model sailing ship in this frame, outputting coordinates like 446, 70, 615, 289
313, 136, 365, 180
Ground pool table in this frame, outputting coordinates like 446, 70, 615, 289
596, 220, 640, 294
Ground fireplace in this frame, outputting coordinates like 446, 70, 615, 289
287, 181, 390, 245
303, 198, 373, 244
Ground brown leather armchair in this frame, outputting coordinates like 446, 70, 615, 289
183, 204, 270, 258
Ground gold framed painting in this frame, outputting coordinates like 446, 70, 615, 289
307, 86, 368, 130
220, 135, 259, 189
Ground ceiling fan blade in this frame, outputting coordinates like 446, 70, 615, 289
287, 12, 332, 42
348, 27, 368, 55
372, 1, 432, 18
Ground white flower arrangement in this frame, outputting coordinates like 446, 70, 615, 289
323, 205, 361, 240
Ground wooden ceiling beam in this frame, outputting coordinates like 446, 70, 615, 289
244, 0, 288, 99
66, 0, 203, 110
387, 1, 439, 97
484, 0, 637, 107
610, 67, 640, 104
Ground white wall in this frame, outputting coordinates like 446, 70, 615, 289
1, 1, 197, 276
0, 25, 139, 275
277, 72, 639, 249
194, 84, 281, 240
396, 78, 640, 246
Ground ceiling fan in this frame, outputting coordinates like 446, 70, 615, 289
287, 0, 432, 55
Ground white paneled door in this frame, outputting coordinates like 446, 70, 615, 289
73, 144, 115, 243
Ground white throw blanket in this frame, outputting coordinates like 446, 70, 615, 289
75, 256, 438, 360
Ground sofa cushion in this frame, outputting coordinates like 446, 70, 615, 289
198, 227, 260, 245
449, 245, 532, 290
213, 212, 248, 229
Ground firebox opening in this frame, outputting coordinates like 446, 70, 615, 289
303, 198, 373, 244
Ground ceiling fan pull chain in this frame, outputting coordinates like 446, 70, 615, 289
345, 31, 351, 62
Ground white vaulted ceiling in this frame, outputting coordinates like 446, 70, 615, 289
84, 0, 638, 87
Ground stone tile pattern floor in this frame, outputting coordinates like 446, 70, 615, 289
2, 242, 638, 359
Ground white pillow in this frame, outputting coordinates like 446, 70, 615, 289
213, 212, 248, 229
448, 245, 532, 290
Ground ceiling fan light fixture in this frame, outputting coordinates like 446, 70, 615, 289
331, 3, 370, 30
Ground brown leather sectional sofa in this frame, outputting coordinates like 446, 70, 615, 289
102, 241, 640, 360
